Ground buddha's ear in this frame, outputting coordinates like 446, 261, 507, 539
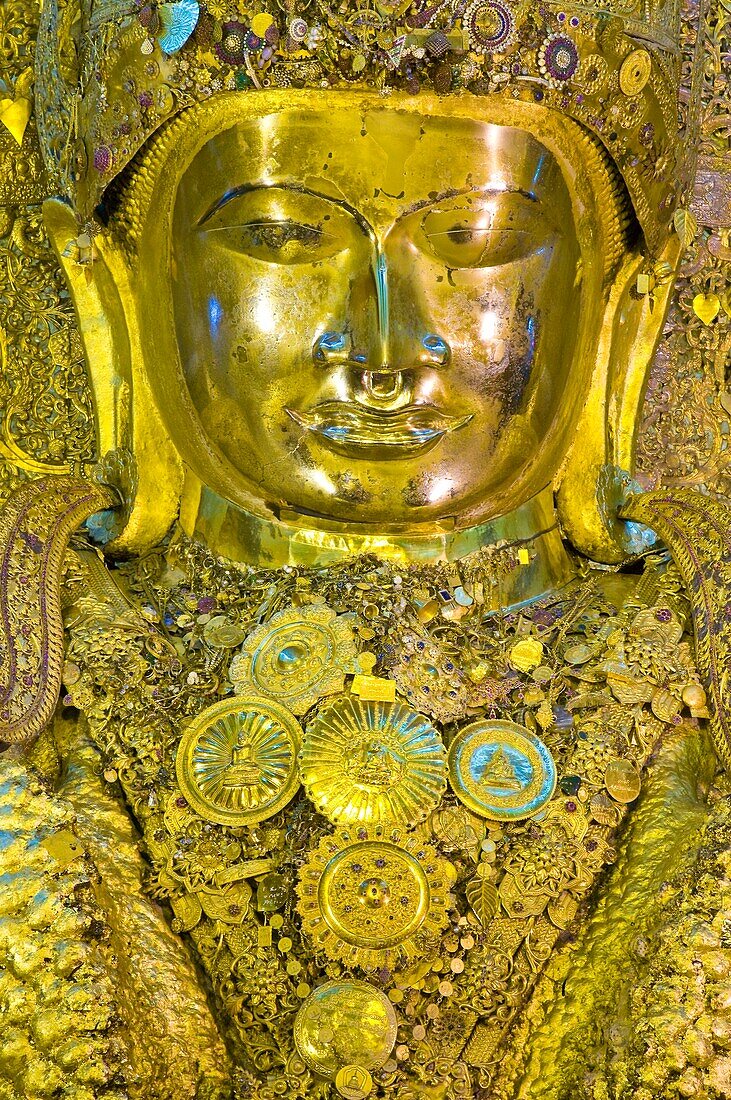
43, 198, 183, 555
556, 235, 682, 564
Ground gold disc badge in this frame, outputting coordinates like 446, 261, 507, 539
299, 697, 447, 827
229, 606, 359, 714
297, 825, 451, 969
175, 695, 302, 825
604, 756, 641, 803
448, 718, 556, 821
293, 979, 396, 1080
619, 48, 652, 95
336, 1066, 374, 1099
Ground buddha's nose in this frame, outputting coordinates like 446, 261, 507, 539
311, 240, 451, 390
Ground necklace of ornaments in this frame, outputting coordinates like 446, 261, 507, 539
62, 530, 706, 1099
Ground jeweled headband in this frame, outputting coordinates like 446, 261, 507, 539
35, 0, 701, 255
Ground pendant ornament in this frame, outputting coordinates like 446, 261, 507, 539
293, 979, 397, 1080
230, 605, 359, 714
448, 718, 557, 821
175, 694, 302, 825
299, 697, 447, 826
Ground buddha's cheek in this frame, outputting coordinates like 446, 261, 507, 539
173, 253, 350, 453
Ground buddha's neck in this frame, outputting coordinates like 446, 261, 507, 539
179, 481, 576, 612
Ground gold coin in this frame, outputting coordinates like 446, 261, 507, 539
604, 757, 641, 803
336, 1065, 374, 1099
448, 719, 556, 821
293, 980, 396, 1079
175, 695, 302, 825
619, 48, 652, 95
299, 697, 447, 827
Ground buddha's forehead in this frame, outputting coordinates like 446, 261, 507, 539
176, 105, 569, 226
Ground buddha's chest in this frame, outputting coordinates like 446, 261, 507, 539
63, 551, 702, 1098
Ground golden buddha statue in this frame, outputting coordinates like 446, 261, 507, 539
1, 0, 731, 1097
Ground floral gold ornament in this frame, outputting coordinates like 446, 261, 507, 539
463, 0, 516, 51
229, 606, 359, 714
298, 697, 447, 826
297, 826, 451, 969
448, 719, 557, 821
175, 695, 302, 825
293, 980, 397, 1079
538, 33, 580, 85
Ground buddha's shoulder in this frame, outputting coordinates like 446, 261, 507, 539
0, 724, 232, 1100
0, 752, 128, 1098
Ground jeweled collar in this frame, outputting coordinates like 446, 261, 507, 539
182, 483, 576, 614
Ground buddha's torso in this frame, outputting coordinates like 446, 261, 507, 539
57, 534, 708, 1099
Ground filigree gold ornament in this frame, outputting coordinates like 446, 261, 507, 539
299, 697, 447, 826
175, 695, 302, 825
297, 825, 452, 970
229, 605, 359, 714
293, 980, 397, 1079
447, 719, 557, 822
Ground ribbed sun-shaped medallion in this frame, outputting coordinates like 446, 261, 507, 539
175, 695, 302, 826
299, 697, 447, 826
297, 824, 451, 970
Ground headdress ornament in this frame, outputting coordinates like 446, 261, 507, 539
36, 0, 701, 254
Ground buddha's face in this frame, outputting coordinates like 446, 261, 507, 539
171, 105, 585, 526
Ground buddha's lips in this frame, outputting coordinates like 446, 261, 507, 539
285, 402, 473, 454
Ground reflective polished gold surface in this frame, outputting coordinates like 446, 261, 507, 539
44, 91, 677, 564
3, 0, 731, 1094
171, 106, 582, 527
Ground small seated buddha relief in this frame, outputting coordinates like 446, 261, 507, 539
0, 0, 730, 1097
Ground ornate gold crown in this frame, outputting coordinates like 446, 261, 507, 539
36, 0, 701, 255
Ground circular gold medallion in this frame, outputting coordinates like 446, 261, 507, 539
299, 697, 447, 826
448, 719, 556, 821
336, 1065, 374, 1099
619, 48, 652, 95
175, 695, 302, 825
319, 841, 429, 949
230, 606, 358, 714
293, 980, 396, 1079
604, 757, 641, 803
297, 826, 450, 969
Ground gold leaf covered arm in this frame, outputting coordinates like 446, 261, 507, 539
620, 488, 731, 770
0, 476, 115, 744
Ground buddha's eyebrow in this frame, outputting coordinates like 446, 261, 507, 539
404, 185, 539, 216
199, 180, 538, 228
198, 181, 372, 238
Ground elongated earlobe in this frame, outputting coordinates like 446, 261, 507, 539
557, 236, 681, 563
43, 197, 184, 555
